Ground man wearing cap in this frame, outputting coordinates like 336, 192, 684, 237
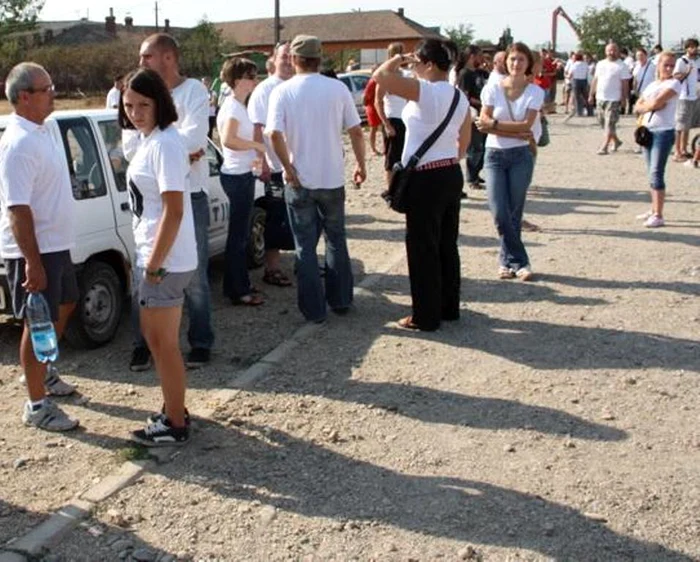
267, 35, 366, 324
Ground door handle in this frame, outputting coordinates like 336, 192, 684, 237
120, 202, 130, 211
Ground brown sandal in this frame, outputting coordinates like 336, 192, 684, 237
263, 269, 292, 287
396, 316, 421, 330
231, 293, 264, 306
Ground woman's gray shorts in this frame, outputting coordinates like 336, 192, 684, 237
136, 269, 194, 308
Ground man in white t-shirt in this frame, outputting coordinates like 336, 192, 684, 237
105, 75, 123, 109
589, 42, 631, 154
486, 51, 507, 87
248, 41, 295, 287
632, 48, 656, 153
267, 35, 366, 323
0, 63, 80, 432
672, 38, 699, 161
131, 33, 214, 370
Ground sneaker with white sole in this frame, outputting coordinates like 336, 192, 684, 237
146, 405, 191, 428
644, 214, 665, 228
18, 364, 76, 396
131, 417, 189, 447
22, 400, 79, 432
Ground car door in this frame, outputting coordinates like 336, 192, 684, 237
204, 139, 229, 258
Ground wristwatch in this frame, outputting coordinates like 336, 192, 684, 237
146, 267, 167, 279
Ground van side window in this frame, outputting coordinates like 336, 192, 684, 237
97, 120, 128, 192
58, 118, 107, 200
205, 141, 222, 177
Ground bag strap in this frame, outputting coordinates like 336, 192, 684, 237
405, 88, 461, 169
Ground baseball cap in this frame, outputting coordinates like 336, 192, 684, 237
290, 35, 322, 58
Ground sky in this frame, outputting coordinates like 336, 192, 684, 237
39, 0, 694, 52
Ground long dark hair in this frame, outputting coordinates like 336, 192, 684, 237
118, 68, 178, 130
415, 38, 459, 72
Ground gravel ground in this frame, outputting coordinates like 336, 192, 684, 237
1, 113, 699, 562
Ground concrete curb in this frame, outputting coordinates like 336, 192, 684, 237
0, 247, 406, 559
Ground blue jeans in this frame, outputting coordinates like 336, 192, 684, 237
642, 129, 675, 190
131, 190, 213, 350
284, 186, 353, 322
484, 146, 534, 270
573, 79, 589, 117
221, 172, 255, 299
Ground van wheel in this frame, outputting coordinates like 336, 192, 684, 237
247, 206, 266, 269
65, 261, 123, 349
692, 133, 700, 155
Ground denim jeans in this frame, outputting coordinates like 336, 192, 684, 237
221, 172, 255, 299
642, 129, 675, 190
284, 186, 353, 323
466, 124, 486, 183
573, 79, 589, 117
484, 146, 534, 270
131, 190, 214, 350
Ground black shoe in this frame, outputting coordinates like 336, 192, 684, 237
147, 405, 191, 428
477, 176, 486, 184
460, 191, 468, 199
131, 417, 189, 448
185, 347, 210, 369
129, 347, 152, 372
332, 306, 350, 315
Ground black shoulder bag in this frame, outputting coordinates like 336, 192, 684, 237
383, 88, 461, 214
634, 110, 655, 147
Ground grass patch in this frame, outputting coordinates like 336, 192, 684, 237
116, 445, 151, 462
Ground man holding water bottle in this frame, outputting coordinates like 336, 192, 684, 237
0, 62, 79, 431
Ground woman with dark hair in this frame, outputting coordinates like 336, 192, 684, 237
373, 38, 471, 331
120, 68, 196, 446
217, 57, 267, 305
477, 42, 544, 281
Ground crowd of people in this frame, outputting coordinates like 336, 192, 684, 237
0, 31, 697, 446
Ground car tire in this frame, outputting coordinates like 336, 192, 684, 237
692, 133, 699, 156
247, 205, 266, 269
65, 261, 123, 349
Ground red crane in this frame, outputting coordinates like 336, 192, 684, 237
551, 6, 580, 53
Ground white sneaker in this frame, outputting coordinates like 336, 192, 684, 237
18, 364, 76, 396
515, 266, 534, 281
644, 214, 665, 228
22, 400, 79, 432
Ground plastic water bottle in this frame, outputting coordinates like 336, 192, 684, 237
26, 293, 58, 363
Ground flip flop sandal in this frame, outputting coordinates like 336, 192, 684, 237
231, 293, 265, 306
396, 316, 421, 330
263, 269, 293, 287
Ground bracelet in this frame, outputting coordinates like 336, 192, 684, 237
493, 119, 499, 130
146, 267, 167, 279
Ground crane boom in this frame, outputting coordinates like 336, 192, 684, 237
552, 6, 580, 53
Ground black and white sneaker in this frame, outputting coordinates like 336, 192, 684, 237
146, 405, 191, 427
131, 417, 189, 447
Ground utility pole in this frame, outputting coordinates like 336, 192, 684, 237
274, 0, 281, 45
657, 0, 662, 46
155, 1, 159, 32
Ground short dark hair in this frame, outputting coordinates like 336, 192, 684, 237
221, 57, 258, 88
685, 38, 699, 50
143, 33, 180, 61
506, 42, 535, 76
415, 38, 458, 72
118, 68, 178, 130
636, 47, 647, 55
294, 56, 321, 72
114, 74, 124, 82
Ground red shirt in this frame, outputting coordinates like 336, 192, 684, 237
535, 58, 556, 90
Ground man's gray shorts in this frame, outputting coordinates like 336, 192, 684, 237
675, 99, 696, 131
137, 269, 194, 308
596, 101, 621, 134
4, 250, 78, 322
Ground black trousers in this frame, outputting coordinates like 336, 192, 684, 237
466, 124, 486, 183
404, 164, 463, 330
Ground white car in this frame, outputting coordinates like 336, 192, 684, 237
338, 71, 371, 120
0, 109, 267, 348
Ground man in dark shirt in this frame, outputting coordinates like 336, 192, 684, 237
457, 45, 489, 191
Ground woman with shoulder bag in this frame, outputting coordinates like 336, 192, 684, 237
633, 51, 681, 228
478, 42, 544, 281
373, 39, 471, 331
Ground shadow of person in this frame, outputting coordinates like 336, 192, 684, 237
152, 421, 692, 561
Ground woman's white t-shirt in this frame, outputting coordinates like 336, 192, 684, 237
384, 69, 411, 119
400, 80, 469, 167
481, 82, 545, 149
641, 79, 682, 131
570, 60, 589, 80
217, 96, 256, 175
126, 126, 197, 273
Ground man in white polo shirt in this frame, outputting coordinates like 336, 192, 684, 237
589, 42, 631, 155
672, 38, 699, 161
267, 35, 366, 323
127, 33, 215, 371
0, 62, 79, 432
248, 41, 294, 287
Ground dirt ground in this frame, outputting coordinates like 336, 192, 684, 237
1, 111, 699, 562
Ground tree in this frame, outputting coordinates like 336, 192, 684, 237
0, 0, 43, 36
179, 19, 225, 79
576, 2, 652, 58
444, 23, 474, 52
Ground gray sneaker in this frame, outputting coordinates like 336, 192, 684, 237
22, 400, 79, 432
19, 364, 76, 396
